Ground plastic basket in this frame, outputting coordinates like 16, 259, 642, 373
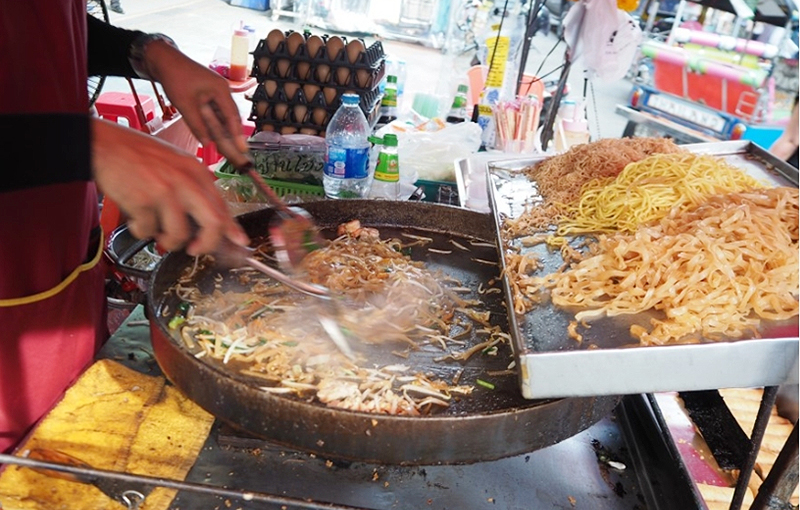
214, 169, 325, 198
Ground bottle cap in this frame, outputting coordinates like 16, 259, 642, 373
387, 75, 397, 83
457, 84, 468, 93
383, 134, 398, 147
234, 28, 248, 37
368, 135, 383, 144
341, 93, 360, 105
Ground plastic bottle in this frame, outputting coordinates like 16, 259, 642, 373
554, 99, 590, 152
446, 84, 469, 124
230, 25, 250, 81
370, 134, 400, 200
323, 93, 372, 199
379, 75, 398, 124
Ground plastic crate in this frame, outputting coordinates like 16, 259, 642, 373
413, 179, 459, 205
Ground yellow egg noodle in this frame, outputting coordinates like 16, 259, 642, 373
556, 153, 766, 235
503, 137, 684, 237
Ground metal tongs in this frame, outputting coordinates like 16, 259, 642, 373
202, 102, 325, 274
202, 103, 354, 359
214, 239, 354, 359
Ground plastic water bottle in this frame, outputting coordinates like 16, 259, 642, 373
323, 93, 372, 199
370, 134, 400, 200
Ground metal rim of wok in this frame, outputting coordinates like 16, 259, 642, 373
147, 200, 620, 465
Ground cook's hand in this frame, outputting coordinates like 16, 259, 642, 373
91, 118, 249, 255
142, 39, 249, 162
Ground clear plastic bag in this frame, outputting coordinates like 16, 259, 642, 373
376, 121, 483, 182
564, 0, 643, 82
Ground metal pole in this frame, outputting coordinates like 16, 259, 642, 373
0, 453, 362, 510
516, 0, 547, 96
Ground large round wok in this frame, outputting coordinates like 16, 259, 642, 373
148, 200, 619, 465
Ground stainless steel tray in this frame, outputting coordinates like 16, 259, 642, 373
486, 140, 800, 399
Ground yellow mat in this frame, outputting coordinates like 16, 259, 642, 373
0, 359, 214, 510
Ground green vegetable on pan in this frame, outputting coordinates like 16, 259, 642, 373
476, 379, 495, 390
169, 301, 191, 330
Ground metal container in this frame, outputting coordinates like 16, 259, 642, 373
482, 140, 799, 399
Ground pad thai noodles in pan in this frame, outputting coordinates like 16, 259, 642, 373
165, 220, 510, 416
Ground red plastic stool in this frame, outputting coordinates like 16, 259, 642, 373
95, 92, 157, 131
199, 122, 256, 166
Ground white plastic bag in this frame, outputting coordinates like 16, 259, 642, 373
376, 121, 483, 182
563, 0, 642, 82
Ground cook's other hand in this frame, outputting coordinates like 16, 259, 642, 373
91, 118, 249, 255
135, 37, 249, 162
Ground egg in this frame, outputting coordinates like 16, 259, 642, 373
355, 68, 371, 88
286, 31, 304, 57
303, 83, 320, 103
264, 80, 278, 98
273, 103, 289, 121
265, 29, 284, 54
305, 35, 324, 59
312, 108, 328, 126
283, 81, 300, 101
315, 64, 331, 83
257, 56, 271, 75
276, 59, 291, 78
296, 61, 311, 81
326, 36, 344, 62
335, 66, 350, 86
293, 104, 308, 123
299, 127, 318, 136
323, 87, 338, 106
345, 39, 365, 65
255, 100, 268, 117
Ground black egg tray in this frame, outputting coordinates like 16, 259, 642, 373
250, 79, 382, 114
251, 31, 385, 90
249, 89, 382, 137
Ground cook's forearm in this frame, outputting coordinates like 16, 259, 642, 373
86, 14, 142, 78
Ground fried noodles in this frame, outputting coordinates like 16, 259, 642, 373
557, 153, 766, 235
549, 187, 799, 344
170, 223, 506, 416
503, 137, 683, 236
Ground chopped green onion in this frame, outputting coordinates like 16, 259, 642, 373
168, 316, 186, 330
476, 379, 495, 390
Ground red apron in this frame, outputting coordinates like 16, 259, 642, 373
0, 1, 108, 452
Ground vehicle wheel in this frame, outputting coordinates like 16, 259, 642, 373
622, 121, 638, 138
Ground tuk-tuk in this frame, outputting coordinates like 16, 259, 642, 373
616, 0, 798, 146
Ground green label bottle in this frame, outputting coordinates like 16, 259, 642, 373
371, 134, 400, 199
